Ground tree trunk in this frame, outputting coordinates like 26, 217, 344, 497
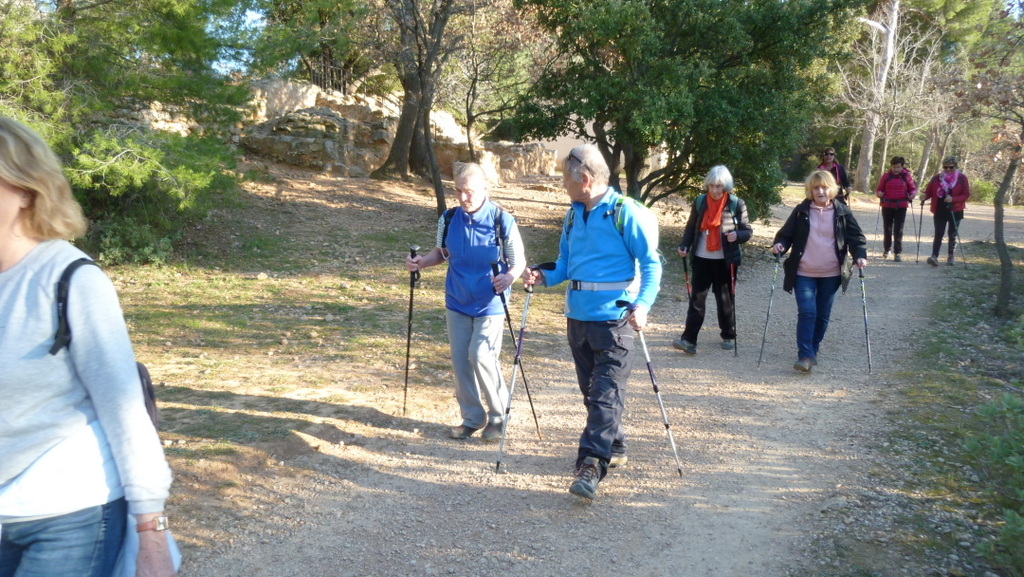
845, 133, 856, 176
622, 143, 646, 202
993, 145, 1020, 318
854, 0, 900, 192
371, 70, 422, 180
919, 126, 936, 181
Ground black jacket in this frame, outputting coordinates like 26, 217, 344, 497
773, 199, 867, 293
678, 193, 753, 265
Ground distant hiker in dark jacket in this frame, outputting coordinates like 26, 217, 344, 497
817, 147, 851, 203
772, 170, 867, 373
921, 157, 971, 267
874, 156, 917, 261
673, 165, 753, 354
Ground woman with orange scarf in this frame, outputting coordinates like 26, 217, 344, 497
673, 166, 753, 354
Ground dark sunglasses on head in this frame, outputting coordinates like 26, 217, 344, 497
569, 151, 586, 167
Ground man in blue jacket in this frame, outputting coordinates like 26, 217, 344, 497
522, 144, 662, 499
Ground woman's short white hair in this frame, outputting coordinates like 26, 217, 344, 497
703, 165, 734, 193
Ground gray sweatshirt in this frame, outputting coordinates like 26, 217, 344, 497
0, 240, 171, 515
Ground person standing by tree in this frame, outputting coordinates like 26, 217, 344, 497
673, 165, 753, 354
874, 156, 917, 262
405, 163, 525, 441
772, 170, 868, 373
521, 144, 662, 499
817, 147, 851, 203
921, 157, 971, 267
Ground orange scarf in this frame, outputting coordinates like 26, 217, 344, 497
700, 194, 727, 252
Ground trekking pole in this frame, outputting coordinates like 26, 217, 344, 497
729, 262, 738, 358
402, 245, 421, 416
872, 203, 881, 256
682, 256, 692, 300
757, 253, 781, 368
490, 262, 542, 440
916, 200, 924, 264
616, 300, 684, 478
496, 284, 536, 472
948, 208, 968, 268
858, 266, 872, 374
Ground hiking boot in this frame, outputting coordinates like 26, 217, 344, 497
449, 425, 480, 439
609, 454, 628, 468
793, 358, 813, 373
893, 254, 902, 262
480, 421, 503, 442
927, 255, 939, 267
721, 339, 735, 350
569, 457, 601, 499
882, 251, 890, 259
947, 256, 955, 266
673, 338, 697, 354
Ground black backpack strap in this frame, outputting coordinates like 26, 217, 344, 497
440, 208, 457, 249
49, 258, 100, 355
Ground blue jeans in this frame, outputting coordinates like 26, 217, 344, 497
567, 318, 635, 479
0, 497, 126, 577
794, 275, 842, 360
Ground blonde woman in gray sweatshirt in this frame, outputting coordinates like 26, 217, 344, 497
0, 117, 175, 577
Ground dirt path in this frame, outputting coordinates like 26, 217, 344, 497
175, 181, 1022, 577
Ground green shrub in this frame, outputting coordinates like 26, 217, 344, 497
67, 124, 239, 263
972, 180, 998, 204
965, 393, 1024, 576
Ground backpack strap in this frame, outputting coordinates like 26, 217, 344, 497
440, 207, 457, 249
49, 258, 99, 355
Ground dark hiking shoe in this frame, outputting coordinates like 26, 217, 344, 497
481, 422, 503, 442
947, 256, 955, 266
609, 454, 628, 468
793, 358, 813, 372
721, 339, 735, 350
449, 425, 480, 439
569, 457, 601, 499
673, 338, 697, 354
927, 256, 939, 267
893, 254, 902, 262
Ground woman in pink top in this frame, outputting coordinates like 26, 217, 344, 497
772, 171, 868, 372
921, 157, 970, 266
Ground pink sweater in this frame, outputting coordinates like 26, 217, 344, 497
797, 203, 840, 278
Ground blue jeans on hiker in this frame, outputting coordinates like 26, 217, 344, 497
567, 318, 634, 479
0, 497, 127, 577
794, 275, 842, 361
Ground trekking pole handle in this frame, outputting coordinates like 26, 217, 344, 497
409, 245, 420, 287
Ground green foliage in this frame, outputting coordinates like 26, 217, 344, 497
511, 0, 868, 219
67, 125, 239, 264
1007, 314, 1024, 350
972, 179, 999, 203
965, 393, 1024, 575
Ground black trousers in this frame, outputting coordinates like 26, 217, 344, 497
681, 255, 736, 343
932, 204, 964, 257
881, 207, 908, 255
567, 318, 634, 479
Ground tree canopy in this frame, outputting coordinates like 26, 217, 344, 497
509, 0, 866, 219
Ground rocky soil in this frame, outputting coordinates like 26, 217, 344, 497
165, 171, 1024, 577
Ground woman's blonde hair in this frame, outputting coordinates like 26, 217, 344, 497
0, 117, 87, 240
804, 170, 838, 200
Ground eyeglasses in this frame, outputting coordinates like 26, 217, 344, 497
569, 151, 586, 167
943, 165, 955, 169
824, 152, 835, 157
